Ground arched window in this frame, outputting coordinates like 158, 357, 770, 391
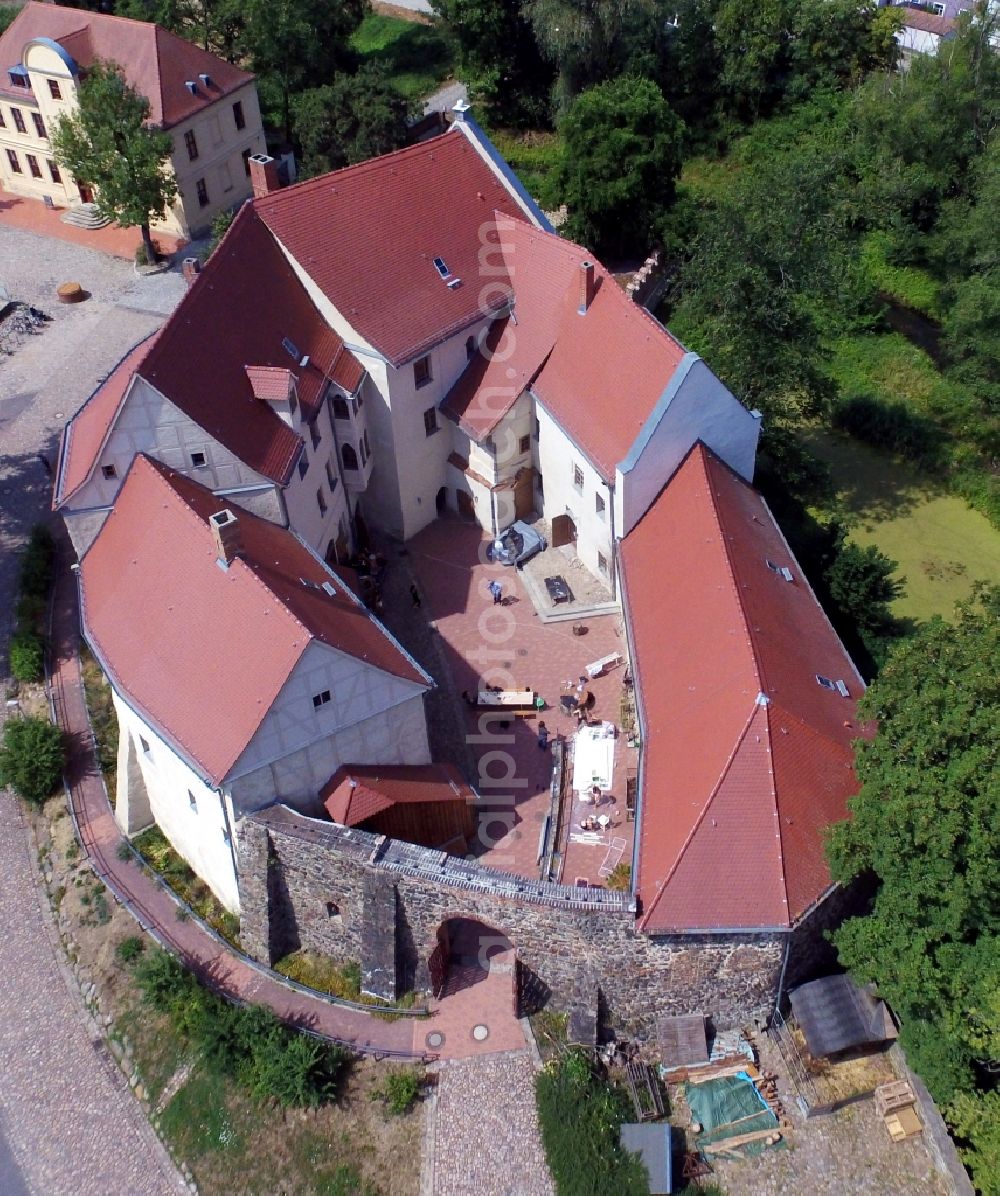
332, 396, 349, 420
342, 443, 359, 471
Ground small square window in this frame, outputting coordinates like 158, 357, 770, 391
572, 463, 584, 491
190, 451, 207, 468
598, 552, 608, 575
519, 434, 531, 455
101, 464, 117, 480
31, 112, 46, 139
332, 396, 349, 420
312, 690, 331, 709
26, 153, 41, 179
317, 486, 327, 515
196, 177, 208, 207
185, 129, 199, 161
298, 447, 309, 479
423, 407, 438, 437
233, 100, 245, 130
139, 735, 151, 754
595, 493, 606, 518
48, 78, 62, 101
413, 355, 431, 388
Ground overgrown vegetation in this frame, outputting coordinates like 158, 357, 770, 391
275, 950, 422, 1019
369, 1065, 422, 1115
132, 826, 240, 945
10, 524, 54, 684
536, 1050, 649, 1194
134, 948, 350, 1107
0, 716, 65, 806
79, 644, 118, 798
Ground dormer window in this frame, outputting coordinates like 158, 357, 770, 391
312, 690, 331, 709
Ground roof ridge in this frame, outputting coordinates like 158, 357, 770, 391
639, 698, 764, 931
698, 447, 764, 695
254, 125, 465, 210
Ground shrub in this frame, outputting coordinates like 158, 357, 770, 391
606, 862, 631, 891
0, 716, 64, 805
833, 394, 944, 469
116, 934, 145, 964
135, 947, 200, 1013
370, 1066, 421, 1115
9, 631, 44, 683
536, 1051, 649, 1196
20, 525, 54, 598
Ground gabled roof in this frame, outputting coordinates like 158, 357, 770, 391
789, 974, 897, 1058
323, 763, 474, 826
55, 332, 158, 506
79, 456, 429, 786
0, 1, 254, 127
620, 443, 865, 933
253, 128, 530, 367
440, 216, 687, 480
56, 205, 364, 504
897, 6, 955, 34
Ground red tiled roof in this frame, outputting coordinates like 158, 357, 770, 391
253, 129, 527, 367
80, 456, 429, 785
323, 763, 474, 825
4, 2, 251, 126
898, 7, 955, 34
56, 332, 158, 505
136, 205, 361, 485
620, 443, 864, 933
441, 217, 687, 478
0, 2, 254, 128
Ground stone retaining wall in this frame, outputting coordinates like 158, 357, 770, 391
238, 807, 785, 1038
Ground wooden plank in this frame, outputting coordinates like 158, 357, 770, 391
702, 1129, 781, 1153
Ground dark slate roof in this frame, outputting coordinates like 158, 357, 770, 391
620, 1123, 674, 1195
789, 974, 897, 1058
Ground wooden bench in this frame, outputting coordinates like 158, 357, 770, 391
585, 652, 623, 679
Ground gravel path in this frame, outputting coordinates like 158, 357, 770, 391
427, 1052, 554, 1196
0, 228, 188, 1195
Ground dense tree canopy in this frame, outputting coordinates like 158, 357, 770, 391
293, 65, 411, 176
558, 75, 684, 256
51, 60, 177, 259
827, 586, 1000, 1105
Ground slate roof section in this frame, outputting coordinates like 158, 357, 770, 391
55, 332, 158, 506
253, 129, 529, 367
0, 1, 254, 128
79, 456, 429, 785
323, 763, 475, 826
789, 974, 897, 1058
620, 443, 865, 933
440, 216, 687, 479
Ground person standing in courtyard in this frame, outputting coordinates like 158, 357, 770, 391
489, 579, 502, 605
537, 722, 549, 749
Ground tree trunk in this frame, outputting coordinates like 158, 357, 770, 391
140, 222, 156, 263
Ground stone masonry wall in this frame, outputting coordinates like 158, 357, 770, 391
238, 810, 785, 1038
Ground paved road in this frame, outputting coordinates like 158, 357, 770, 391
0, 228, 188, 1195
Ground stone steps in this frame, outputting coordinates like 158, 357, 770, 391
60, 203, 112, 230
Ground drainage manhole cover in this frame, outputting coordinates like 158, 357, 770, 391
517, 648, 529, 656
471, 1024, 489, 1042
425, 1031, 445, 1049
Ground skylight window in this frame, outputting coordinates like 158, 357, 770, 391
766, 558, 794, 581
433, 257, 449, 278
816, 674, 835, 691
816, 674, 851, 697
282, 337, 300, 360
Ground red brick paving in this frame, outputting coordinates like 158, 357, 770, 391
406, 519, 637, 885
0, 186, 185, 261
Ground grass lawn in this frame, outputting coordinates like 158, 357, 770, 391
350, 12, 456, 104
804, 427, 1000, 622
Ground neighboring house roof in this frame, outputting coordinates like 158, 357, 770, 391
897, 6, 955, 34
0, 1, 254, 127
789, 974, 897, 1058
55, 205, 364, 504
55, 331, 159, 506
441, 216, 687, 481
79, 455, 429, 786
620, 443, 864, 933
323, 763, 475, 826
253, 128, 530, 367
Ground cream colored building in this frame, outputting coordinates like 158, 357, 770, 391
0, 1, 265, 239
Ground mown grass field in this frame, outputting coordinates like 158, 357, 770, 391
805, 428, 1000, 622
350, 12, 456, 103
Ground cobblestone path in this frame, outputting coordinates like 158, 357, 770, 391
426, 1052, 554, 1196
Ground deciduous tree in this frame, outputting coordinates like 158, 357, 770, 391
51, 61, 177, 262
293, 65, 411, 176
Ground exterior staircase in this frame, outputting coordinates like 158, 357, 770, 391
59, 202, 112, 230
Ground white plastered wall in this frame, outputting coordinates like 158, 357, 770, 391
282, 395, 350, 554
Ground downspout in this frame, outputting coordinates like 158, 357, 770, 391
608, 479, 618, 603
771, 935, 792, 1028
218, 788, 240, 892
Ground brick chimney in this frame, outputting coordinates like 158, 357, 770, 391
578, 261, 596, 314
182, 256, 201, 285
210, 509, 241, 566
248, 154, 280, 199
